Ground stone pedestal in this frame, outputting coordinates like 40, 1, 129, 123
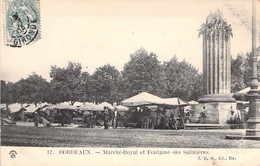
190, 102, 237, 125
245, 98, 260, 136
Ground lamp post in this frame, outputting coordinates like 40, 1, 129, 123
226, 0, 260, 140
246, 0, 260, 137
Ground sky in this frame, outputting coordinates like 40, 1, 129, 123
0, 0, 256, 82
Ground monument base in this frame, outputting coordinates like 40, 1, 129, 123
189, 102, 237, 125
198, 94, 236, 103
226, 134, 260, 140
184, 124, 225, 130
184, 123, 247, 130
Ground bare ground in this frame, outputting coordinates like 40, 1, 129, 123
1, 126, 259, 148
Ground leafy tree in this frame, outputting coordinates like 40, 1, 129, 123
15, 73, 49, 104
162, 57, 203, 101
79, 72, 92, 103
231, 52, 260, 93
116, 74, 128, 103
49, 62, 82, 105
231, 54, 246, 92
1, 80, 17, 105
91, 64, 120, 103
121, 48, 163, 98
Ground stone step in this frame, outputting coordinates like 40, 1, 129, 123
184, 123, 247, 130
184, 124, 225, 130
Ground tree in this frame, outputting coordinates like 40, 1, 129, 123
79, 72, 92, 103
91, 64, 120, 103
231, 52, 260, 93
162, 57, 203, 101
15, 73, 49, 104
121, 48, 163, 98
1, 80, 16, 105
231, 54, 246, 92
49, 62, 82, 105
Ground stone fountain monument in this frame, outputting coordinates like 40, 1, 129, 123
188, 10, 237, 127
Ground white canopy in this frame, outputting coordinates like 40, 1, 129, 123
188, 100, 198, 105
47, 103, 76, 110
236, 87, 251, 94
24, 103, 49, 113
8, 103, 26, 113
0, 104, 6, 109
25, 105, 41, 113
121, 92, 163, 107
160, 98, 188, 106
236, 83, 260, 94
59, 102, 83, 107
121, 92, 188, 107
116, 105, 128, 111
73, 102, 84, 107
98, 102, 114, 110
78, 102, 103, 111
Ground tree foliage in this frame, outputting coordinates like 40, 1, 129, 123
91, 64, 120, 104
1, 81, 16, 105
49, 62, 82, 105
15, 73, 49, 104
162, 57, 203, 101
231, 52, 260, 93
1, 48, 204, 104
122, 48, 163, 98
79, 72, 92, 103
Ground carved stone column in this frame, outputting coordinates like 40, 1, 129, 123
198, 11, 235, 103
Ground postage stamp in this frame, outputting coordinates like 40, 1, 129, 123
3, 0, 41, 47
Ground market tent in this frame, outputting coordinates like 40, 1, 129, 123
25, 103, 48, 113
121, 92, 163, 107
25, 105, 41, 113
47, 103, 76, 110
0, 104, 6, 110
59, 102, 83, 107
8, 103, 25, 113
98, 102, 114, 110
160, 98, 188, 106
73, 102, 84, 107
0, 104, 7, 113
236, 87, 251, 94
188, 100, 198, 105
235, 83, 260, 94
116, 105, 128, 111
78, 102, 103, 111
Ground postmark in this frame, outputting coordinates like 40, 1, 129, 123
4, 0, 40, 47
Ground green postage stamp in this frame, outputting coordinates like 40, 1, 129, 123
3, 0, 41, 47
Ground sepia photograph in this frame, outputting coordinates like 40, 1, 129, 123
1, 0, 260, 165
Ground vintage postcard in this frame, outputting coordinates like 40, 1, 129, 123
1, 0, 260, 166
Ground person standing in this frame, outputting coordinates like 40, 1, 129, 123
113, 107, 118, 129
33, 112, 39, 127
103, 107, 109, 129
61, 111, 65, 126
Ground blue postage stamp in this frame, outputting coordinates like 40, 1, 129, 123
4, 0, 41, 47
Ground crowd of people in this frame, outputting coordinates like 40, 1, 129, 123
29, 105, 190, 130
